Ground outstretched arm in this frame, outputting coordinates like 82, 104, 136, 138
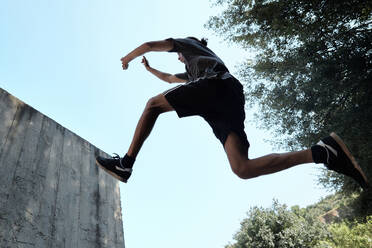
141, 56, 187, 83
120, 39, 173, 70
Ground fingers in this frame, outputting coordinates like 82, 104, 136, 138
122, 61, 128, 70
120, 56, 149, 70
121, 57, 129, 70
141, 56, 149, 67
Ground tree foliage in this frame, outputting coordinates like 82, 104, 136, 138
206, 0, 372, 192
226, 200, 329, 248
226, 198, 372, 248
319, 216, 372, 248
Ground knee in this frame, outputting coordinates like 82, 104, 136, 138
145, 96, 164, 115
231, 159, 258, 180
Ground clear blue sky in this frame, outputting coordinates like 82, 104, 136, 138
1, 1, 332, 247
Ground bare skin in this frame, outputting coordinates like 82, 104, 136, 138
121, 39, 314, 179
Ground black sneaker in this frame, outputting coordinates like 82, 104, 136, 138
312, 132, 369, 189
96, 153, 133, 183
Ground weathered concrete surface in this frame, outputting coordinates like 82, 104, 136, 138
0, 88, 125, 248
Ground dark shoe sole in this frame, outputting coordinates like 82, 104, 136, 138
96, 159, 127, 183
330, 132, 369, 189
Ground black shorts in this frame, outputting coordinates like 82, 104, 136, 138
163, 76, 249, 149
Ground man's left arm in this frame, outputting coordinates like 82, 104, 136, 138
141, 56, 187, 84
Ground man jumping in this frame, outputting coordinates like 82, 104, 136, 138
95, 37, 369, 189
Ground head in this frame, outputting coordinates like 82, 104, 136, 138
177, 37, 208, 64
187, 36, 208, 46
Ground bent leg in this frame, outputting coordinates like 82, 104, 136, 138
127, 94, 174, 158
224, 132, 313, 179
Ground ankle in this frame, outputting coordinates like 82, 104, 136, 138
121, 154, 136, 168
311, 145, 327, 164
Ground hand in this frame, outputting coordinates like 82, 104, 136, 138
141, 56, 150, 69
120, 56, 130, 70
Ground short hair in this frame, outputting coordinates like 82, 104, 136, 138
187, 36, 208, 46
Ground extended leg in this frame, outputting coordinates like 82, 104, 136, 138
95, 94, 173, 183
224, 132, 313, 179
127, 93, 174, 158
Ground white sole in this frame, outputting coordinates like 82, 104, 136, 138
330, 132, 369, 187
96, 159, 127, 183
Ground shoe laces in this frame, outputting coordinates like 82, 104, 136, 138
112, 153, 121, 160
112, 153, 132, 173
317, 140, 338, 164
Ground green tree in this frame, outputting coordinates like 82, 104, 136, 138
319, 216, 372, 248
206, 0, 372, 193
226, 200, 329, 248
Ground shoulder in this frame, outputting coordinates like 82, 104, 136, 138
166, 37, 207, 54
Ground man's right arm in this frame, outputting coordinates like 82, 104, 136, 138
121, 39, 173, 70
142, 56, 187, 84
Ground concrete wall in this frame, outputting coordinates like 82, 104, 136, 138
0, 88, 125, 248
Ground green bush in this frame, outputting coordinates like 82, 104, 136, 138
226, 198, 371, 248
226, 200, 329, 248
318, 216, 372, 248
